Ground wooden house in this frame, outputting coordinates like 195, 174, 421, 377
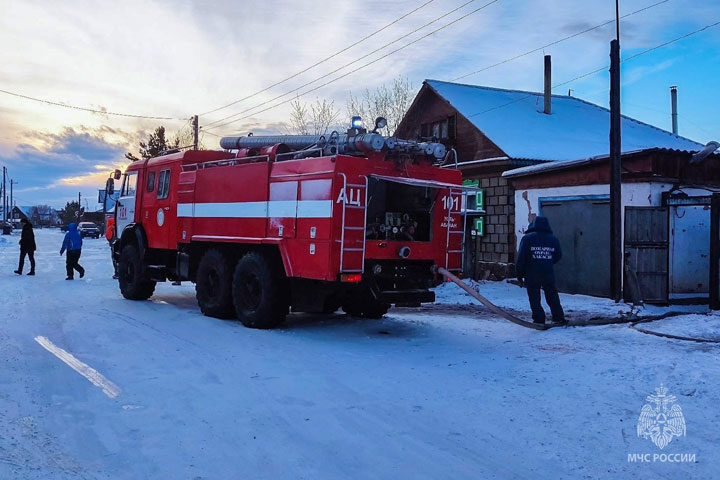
396, 79, 705, 291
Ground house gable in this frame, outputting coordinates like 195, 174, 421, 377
396, 83, 508, 163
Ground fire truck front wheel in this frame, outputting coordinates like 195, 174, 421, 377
195, 249, 235, 319
232, 252, 288, 329
118, 244, 156, 300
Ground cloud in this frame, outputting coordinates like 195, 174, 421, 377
1, 0, 719, 183
3, 127, 128, 207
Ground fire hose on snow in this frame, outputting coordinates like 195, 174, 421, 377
437, 267, 720, 341
435, 266, 552, 331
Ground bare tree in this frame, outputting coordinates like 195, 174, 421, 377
311, 99, 341, 136
347, 75, 416, 135
287, 97, 341, 136
288, 98, 311, 135
172, 122, 204, 150
34, 204, 55, 227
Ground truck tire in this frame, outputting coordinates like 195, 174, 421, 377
232, 252, 288, 329
196, 249, 235, 319
118, 244, 156, 300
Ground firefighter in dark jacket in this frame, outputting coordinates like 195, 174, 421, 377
14, 218, 36, 276
60, 223, 85, 280
516, 216, 566, 325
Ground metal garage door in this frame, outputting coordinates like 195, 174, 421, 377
670, 205, 710, 295
540, 197, 611, 297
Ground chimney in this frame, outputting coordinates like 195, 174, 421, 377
670, 85, 678, 135
544, 55, 552, 114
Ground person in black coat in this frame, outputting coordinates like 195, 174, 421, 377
14, 218, 36, 276
516, 216, 566, 325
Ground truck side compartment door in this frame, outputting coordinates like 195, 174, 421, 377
268, 181, 297, 239
176, 170, 196, 244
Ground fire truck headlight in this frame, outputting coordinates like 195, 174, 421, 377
351, 116, 363, 129
398, 246, 411, 259
374, 117, 387, 130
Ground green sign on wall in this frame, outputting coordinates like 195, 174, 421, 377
476, 189, 485, 210
474, 217, 484, 236
462, 179, 485, 211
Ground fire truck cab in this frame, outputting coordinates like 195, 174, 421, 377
111, 121, 471, 328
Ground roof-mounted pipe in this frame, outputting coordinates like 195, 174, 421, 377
690, 141, 720, 164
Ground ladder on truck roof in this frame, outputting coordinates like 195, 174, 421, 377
337, 173, 368, 273
445, 188, 467, 270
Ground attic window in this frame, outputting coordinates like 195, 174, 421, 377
420, 115, 456, 140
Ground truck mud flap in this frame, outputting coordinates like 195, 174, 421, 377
379, 289, 435, 305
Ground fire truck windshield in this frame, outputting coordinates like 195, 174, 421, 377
121, 172, 138, 196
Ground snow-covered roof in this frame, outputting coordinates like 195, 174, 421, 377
14, 205, 35, 218
425, 80, 703, 161
502, 147, 720, 178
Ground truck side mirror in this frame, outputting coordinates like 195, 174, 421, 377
113, 169, 122, 180
106, 177, 115, 196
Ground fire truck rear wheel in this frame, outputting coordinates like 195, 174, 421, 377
196, 249, 235, 319
118, 244, 156, 300
232, 252, 288, 329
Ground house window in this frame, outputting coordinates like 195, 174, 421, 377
147, 171, 156, 192
157, 169, 171, 199
420, 115, 456, 140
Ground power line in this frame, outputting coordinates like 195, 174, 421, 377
465, 20, 720, 119
204, 0, 482, 128
200, 129, 222, 138
206, 0, 501, 131
0, 88, 177, 120
622, 20, 720, 62
451, 0, 670, 82
202, 0, 492, 128
199, 0, 436, 117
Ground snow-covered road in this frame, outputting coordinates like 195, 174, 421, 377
0, 229, 717, 479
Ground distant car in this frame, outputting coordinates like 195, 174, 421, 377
78, 222, 101, 239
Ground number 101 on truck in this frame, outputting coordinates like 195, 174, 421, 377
108, 117, 475, 328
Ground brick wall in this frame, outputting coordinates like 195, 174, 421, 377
470, 174, 516, 279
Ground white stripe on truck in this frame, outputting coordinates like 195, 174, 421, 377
177, 200, 333, 219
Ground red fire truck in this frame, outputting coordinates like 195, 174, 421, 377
110, 118, 470, 328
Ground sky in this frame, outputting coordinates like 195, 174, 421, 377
0, 0, 718, 209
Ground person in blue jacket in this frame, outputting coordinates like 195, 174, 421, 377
516, 216, 566, 325
60, 223, 85, 280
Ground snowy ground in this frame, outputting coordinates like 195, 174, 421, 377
0, 229, 718, 479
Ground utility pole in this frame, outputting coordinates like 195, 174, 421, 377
192, 115, 199, 150
609, 0, 622, 302
10, 179, 17, 217
2, 166, 6, 224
